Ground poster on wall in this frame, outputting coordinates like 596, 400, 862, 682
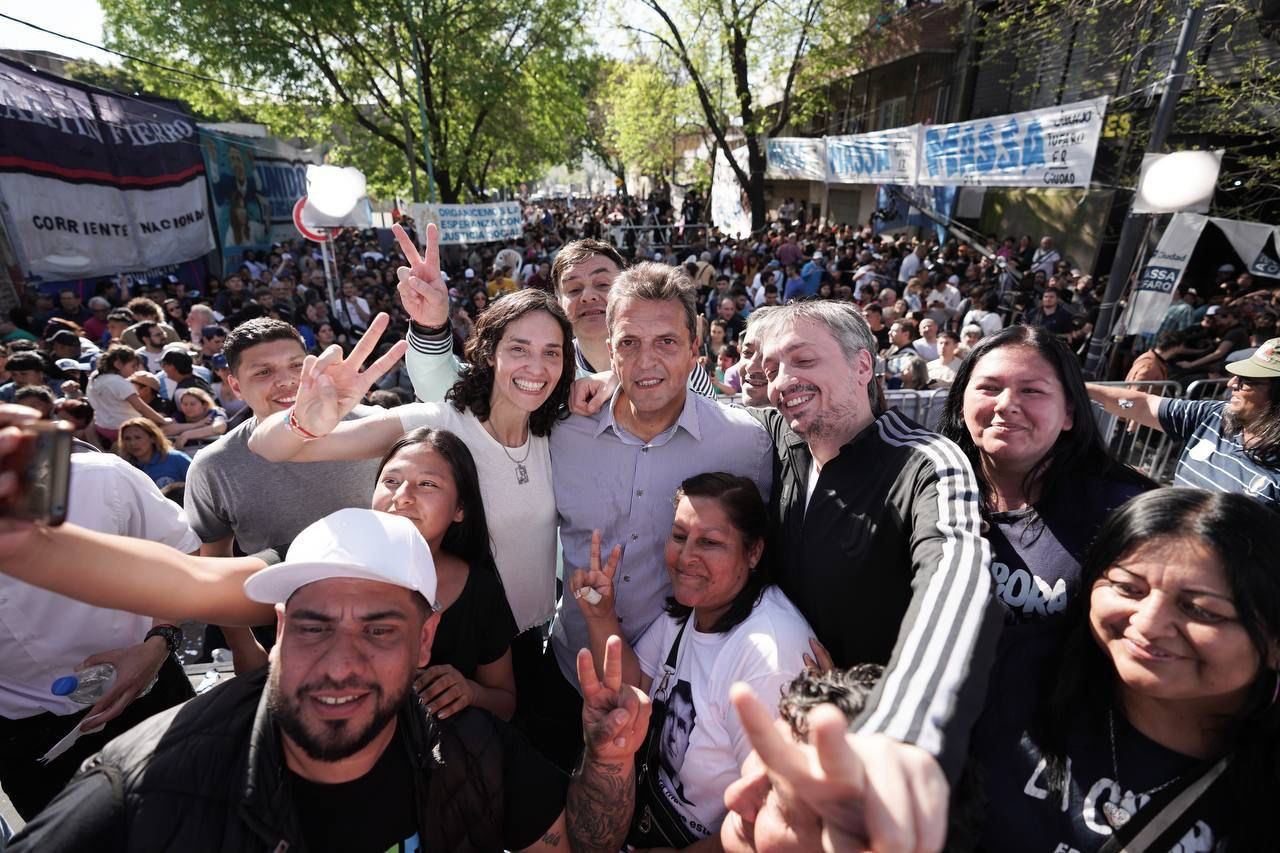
408, 202, 524, 245
0, 59, 215, 280
916, 97, 1108, 188
711, 145, 753, 238
826, 126, 919, 186
200, 130, 321, 274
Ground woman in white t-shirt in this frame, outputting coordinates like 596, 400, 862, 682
570, 472, 814, 847
85, 344, 170, 446
248, 290, 573, 650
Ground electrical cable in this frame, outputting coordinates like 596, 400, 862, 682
0, 11, 288, 97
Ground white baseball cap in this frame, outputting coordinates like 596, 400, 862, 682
464, 268, 475, 279
244, 508, 438, 608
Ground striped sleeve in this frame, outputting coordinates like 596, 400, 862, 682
407, 321, 455, 357
405, 323, 465, 404
853, 411, 1004, 783
688, 364, 716, 398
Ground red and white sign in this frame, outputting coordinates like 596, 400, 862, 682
292, 196, 328, 242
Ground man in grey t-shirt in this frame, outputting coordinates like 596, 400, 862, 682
184, 319, 380, 665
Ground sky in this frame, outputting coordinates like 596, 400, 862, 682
0, 1, 113, 63
0, 0, 636, 65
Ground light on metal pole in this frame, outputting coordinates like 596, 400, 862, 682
301, 165, 374, 307
1083, 0, 1205, 378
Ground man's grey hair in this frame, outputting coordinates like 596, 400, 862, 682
743, 305, 779, 336
605, 261, 699, 343
748, 300, 877, 362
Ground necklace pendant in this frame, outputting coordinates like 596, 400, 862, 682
1102, 800, 1131, 830
516, 462, 529, 485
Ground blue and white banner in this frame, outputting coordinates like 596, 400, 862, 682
412, 201, 523, 245
765, 138, 826, 182
916, 97, 1107, 188
826, 126, 919, 185
1122, 213, 1208, 335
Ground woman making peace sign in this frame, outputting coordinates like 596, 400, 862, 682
248, 224, 575, 676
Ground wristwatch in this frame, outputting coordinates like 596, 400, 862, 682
145, 624, 184, 657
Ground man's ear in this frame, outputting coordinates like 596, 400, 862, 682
275, 602, 286, 645
225, 371, 243, 397
417, 610, 441, 669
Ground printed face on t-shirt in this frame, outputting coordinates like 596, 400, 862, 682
660, 681, 696, 780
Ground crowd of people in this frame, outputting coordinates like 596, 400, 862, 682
0, 197, 1278, 852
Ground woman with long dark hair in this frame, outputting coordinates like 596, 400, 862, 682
938, 325, 1152, 622
248, 290, 573, 681
966, 488, 1280, 851
372, 428, 517, 719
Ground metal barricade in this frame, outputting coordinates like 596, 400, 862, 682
885, 388, 950, 431
1090, 380, 1183, 484
1185, 378, 1231, 401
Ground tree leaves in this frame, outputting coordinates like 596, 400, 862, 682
99, 0, 593, 202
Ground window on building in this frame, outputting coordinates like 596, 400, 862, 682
877, 96, 906, 130
934, 83, 952, 123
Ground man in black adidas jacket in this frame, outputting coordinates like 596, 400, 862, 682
730, 301, 1003, 852
10, 509, 647, 853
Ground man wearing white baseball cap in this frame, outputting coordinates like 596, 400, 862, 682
1088, 337, 1280, 509
11, 508, 649, 852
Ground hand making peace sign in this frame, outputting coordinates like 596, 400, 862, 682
569, 529, 623, 622
393, 223, 450, 329
291, 312, 409, 437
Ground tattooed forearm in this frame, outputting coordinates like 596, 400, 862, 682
565, 755, 634, 853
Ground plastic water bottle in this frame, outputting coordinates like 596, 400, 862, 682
50, 664, 118, 704
50, 665, 157, 705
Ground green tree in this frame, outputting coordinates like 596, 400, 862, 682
627, 0, 827, 230
607, 60, 696, 180
99, 0, 593, 202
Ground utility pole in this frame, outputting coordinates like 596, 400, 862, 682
402, 0, 438, 204
1083, 0, 1205, 377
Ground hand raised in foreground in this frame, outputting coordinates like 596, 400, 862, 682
728, 685, 949, 853
578, 635, 650, 764
394, 223, 450, 329
292, 312, 408, 437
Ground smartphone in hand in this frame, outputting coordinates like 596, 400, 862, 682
0, 422, 72, 524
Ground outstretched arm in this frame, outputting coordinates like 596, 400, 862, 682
0, 522, 272, 626
1086, 382, 1164, 430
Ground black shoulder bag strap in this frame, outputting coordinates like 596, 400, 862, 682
1098, 754, 1231, 853
626, 619, 702, 849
